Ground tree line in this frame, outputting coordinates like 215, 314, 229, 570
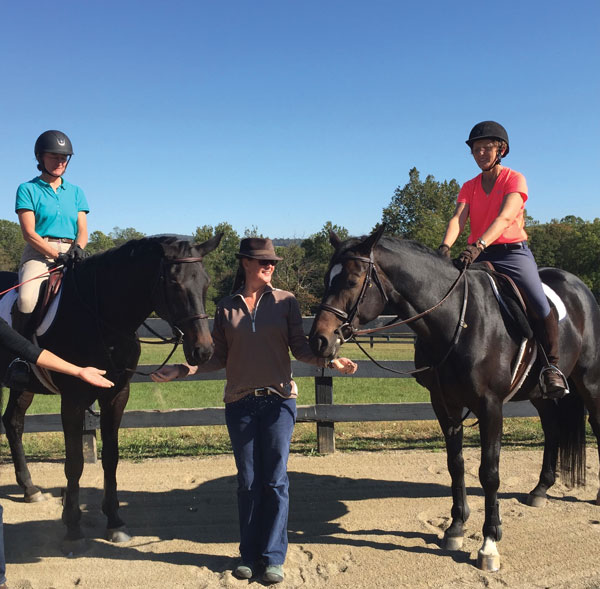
2, 167, 598, 313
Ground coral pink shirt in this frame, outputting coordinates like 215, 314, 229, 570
457, 167, 528, 244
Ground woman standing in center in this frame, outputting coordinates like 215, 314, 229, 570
152, 237, 357, 584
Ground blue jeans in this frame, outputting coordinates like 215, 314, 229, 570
225, 394, 296, 566
479, 243, 551, 320
0, 503, 6, 586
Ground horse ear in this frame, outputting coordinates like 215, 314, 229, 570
329, 230, 342, 249
359, 224, 386, 254
195, 232, 223, 257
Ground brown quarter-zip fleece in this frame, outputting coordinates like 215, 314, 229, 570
194, 285, 327, 403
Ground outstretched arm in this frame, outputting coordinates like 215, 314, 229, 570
36, 350, 114, 388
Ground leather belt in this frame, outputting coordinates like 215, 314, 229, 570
485, 241, 526, 253
251, 387, 276, 396
44, 237, 74, 244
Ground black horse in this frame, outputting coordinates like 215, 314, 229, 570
0, 234, 221, 551
309, 227, 600, 571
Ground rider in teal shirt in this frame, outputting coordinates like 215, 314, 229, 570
16, 176, 88, 241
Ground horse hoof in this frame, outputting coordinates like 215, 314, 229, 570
107, 527, 132, 543
442, 535, 464, 551
61, 537, 87, 556
25, 490, 46, 503
526, 494, 547, 508
477, 550, 500, 572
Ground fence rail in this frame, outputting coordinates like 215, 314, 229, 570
8, 318, 538, 459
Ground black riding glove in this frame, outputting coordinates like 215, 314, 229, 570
456, 244, 482, 269
437, 244, 451, 258
54, 251, 72, 268
67, 243, 89, 263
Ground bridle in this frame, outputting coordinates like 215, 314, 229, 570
319, 252, 389, 343
70, 253, 211, 377
318, 250, 469, 376
131, 255, 210, 375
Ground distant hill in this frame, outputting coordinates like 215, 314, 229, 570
149, 234, 303, 247
272, 238, 303, 247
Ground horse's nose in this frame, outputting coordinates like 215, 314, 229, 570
193, 346, 213, 365
310, 334, 330, 357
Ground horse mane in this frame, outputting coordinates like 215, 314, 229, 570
83, 236, 193, 267
336, 234, 454, 267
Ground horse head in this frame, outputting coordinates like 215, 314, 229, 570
152, 233, 223, 365
309, 226, 388, 359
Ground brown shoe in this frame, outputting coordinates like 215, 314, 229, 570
540, 365, 568, 399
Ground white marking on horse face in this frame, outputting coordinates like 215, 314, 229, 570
329, 263, 342, 287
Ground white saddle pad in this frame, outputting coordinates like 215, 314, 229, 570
0, 283, 63, 336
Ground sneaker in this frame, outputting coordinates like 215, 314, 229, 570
262, 564, 284, 584
233, 562, 253, 579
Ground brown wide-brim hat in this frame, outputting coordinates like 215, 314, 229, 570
235, 237, 283, 261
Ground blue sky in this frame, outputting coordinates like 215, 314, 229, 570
1, 0, 598, 240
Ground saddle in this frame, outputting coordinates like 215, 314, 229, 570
11, 269, 64, 340
476, 262, 538, 401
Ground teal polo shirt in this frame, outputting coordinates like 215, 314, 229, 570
15, 177, 89, 240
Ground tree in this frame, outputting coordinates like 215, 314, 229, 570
528, 216, 600, 302
297, 222, 350, 313
194, 222, 240, 314
109, 227, 146, 247
379, 167, 465, 252
87, 230, 115, 254
272, 243, 319, 314
0, 219, 25, 271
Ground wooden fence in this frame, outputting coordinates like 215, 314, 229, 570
7, 317, 537, 460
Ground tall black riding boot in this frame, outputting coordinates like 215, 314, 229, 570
533, 307, 568, 399
11, 307, 35, 340
5, 307, 35, 390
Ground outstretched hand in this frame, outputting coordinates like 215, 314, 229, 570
78, 367, 114, 388
330, 357, 358, 375
151, 364, 185, 383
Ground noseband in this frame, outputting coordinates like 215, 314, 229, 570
318, 252, 388, 343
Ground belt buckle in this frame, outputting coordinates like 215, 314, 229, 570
253, 388, 269, 396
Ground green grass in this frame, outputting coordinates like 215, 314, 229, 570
2, 340, 594, 462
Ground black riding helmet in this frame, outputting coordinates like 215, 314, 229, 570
34, 130, 73, 176
465, 121, 509, 156
34, 130, 74, 157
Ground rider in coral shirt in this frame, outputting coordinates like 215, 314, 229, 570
439, 121, 567, 399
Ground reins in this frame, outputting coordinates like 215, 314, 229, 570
0, 265, 64, 297
319, 251, 469, 376
351, 272, 469, 377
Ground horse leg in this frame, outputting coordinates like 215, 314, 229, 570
99, 388, 131, 542
476, 396, 503, 572
1, 389, 45, 502
527, 398, 560, 507
588, 414, 600, 506
431, 398, 470, 551
60, 398, 87, 552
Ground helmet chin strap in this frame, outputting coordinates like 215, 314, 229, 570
482, 147, 505, 172
38, 155, 71, 178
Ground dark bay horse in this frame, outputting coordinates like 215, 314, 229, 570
0, 234, 221, 551
309, 227, 600, 571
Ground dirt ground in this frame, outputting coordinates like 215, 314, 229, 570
2, 447, 600, 589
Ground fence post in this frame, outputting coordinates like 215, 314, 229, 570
315, 372, 335, 454
82, 402, 100, 464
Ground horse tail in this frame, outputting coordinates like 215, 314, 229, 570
558, 388, 587, 487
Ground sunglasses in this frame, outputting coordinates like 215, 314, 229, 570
258, 259, 278, 266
